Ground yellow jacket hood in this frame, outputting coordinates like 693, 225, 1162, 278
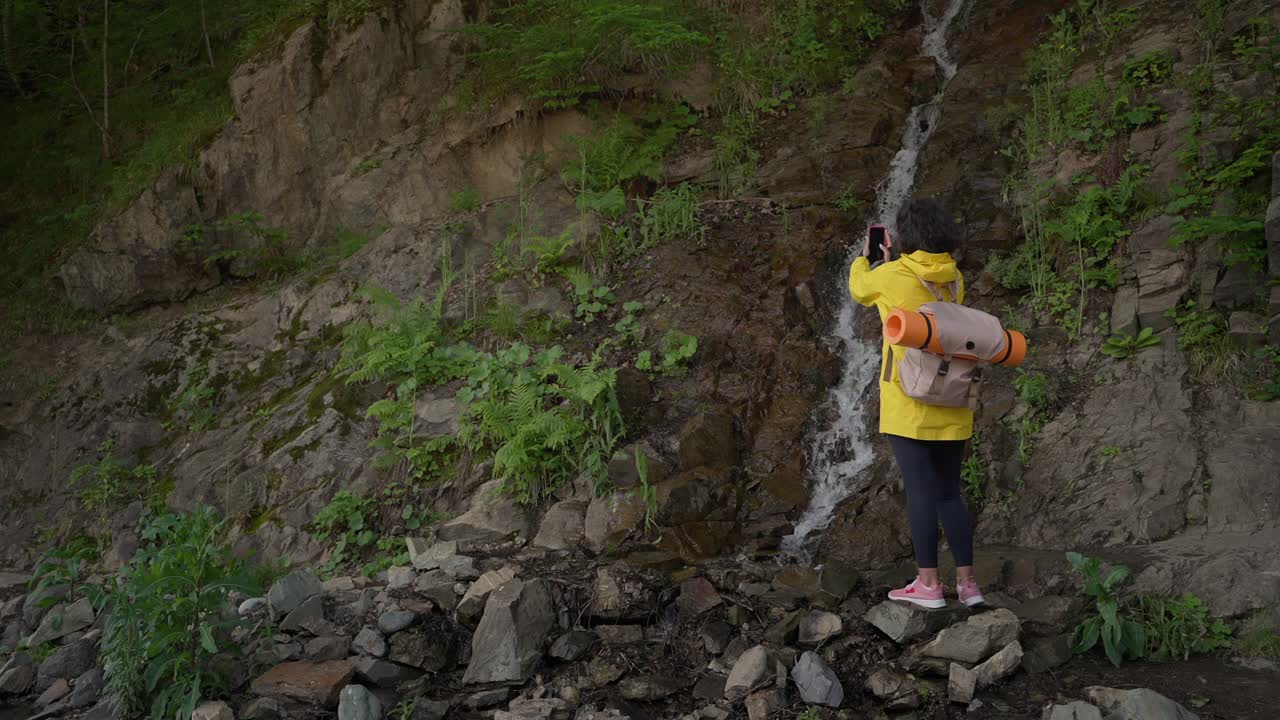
898, 250, 960, 285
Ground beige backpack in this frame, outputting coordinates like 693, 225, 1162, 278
883, 275, 1008, 410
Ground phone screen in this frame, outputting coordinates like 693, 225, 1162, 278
868, 226, 887, 258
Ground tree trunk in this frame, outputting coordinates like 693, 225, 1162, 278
2, 0, 23, 95
100, 0, 109, 159
199, 0, 213, 67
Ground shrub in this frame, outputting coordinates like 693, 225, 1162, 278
638, 183, 705, 250
1068, 552, 1148, 667
464, 0, 709, 109
636, 331, 699, 377
1013, 368, 1052, 410
312, 491, 378, 577
1129, 594, 1232, 661
93, 508, 265, 720
450, 188, 483, 213
1100, 327, 1161, 359
72, 441, 159, 513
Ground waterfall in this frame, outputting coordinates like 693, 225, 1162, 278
781, 0, 968, 558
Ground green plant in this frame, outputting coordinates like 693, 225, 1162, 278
171, 363, 221, 433
312, 491, 378, 578
633, 452, 659, 535
72, 441, 159, 513
1013, 368, 1052, 410
960, 437, 987, 505
1101, 445, 1122, 456
450, 187, 483, 213
638, 183, 705, 250
464, 1, 709, 109
1166, 301, 1240, 375
1068, 552, 1147, 667
1122, 51, 1174, 87
351, 155, 384, 177
565, 268, 616, 323
28, 536, 104, 609
195, 212, 303, 280
93, 508, 264, 720
637, 331, 699, 376
713, 111, 760, 198
1129, 594, 1232, 661
796, 709, 822, 720
1101, 327, 1161, 359
1235, 629, 1280, 658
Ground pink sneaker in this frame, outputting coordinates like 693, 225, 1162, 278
958, 578, 985, 607
888, 579, 946, 609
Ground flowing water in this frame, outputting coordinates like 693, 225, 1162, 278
781, 0, 968, 558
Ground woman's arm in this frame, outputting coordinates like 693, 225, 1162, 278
848, 256, 881, 306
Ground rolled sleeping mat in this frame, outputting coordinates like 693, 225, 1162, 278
883, 308, 1027, 367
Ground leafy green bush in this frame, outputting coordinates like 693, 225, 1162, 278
565, 268, 616, 323
312, 491, 378, 577
465, 0, 709, 108
170, 362, 221, 433
1235, 629, 1280, 658
93, 508, 265, 720
28, 536, 104, 609
636, 331, 699, 376
1101, 327, 1161, 359
1122, 51, 1174, 87
960, 434, 988, 505
1013, 368, 1052, 410
1068, 552, 1148, 666
1129, 594, 1232, 661
72, 441, 159, 513
1166, 301, 1235, 373
190, 212, 303, 280
450, 188, 483, 213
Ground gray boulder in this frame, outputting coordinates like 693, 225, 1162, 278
24, 597, 95, 648
268, 570, 322, 619
618, 675, 682, 701
377, 610, 418, 634
549, 630, 596, 661
798, 610, 842, 645
462, 578, 556, 684
353, 627, 387, 658
306, 636, 352, 662
531, 500, 587, 551
279, 594, 326, 633
864, 600, 965, 644
388, 628, 453, 672
37, 637, 99, 689
70, 667, 105, 708
791, 651, 843, 707
723, 645, 769, 702
437, 479, 533, 545
922, 609, 1020, 664
1085, 687, 1199, 720
0, 657, 36, 695
350, 657, 422, 688
456, 567, 516, 625
338, 684, 382, 720
408, 541, 457, 571
1042, 702, 1104, 720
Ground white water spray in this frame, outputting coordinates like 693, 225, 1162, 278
781, 0, 968, 558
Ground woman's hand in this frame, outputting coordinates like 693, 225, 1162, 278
863, 235, 891, 263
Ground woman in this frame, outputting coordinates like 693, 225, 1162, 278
848, 198, 984, 610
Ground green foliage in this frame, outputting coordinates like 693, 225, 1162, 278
28, 535, 104, 609
1166, 302, 1237, 374
638, 183, 705, 249
637, 331, 699, 376
93, 508, 264, 720
1235, 629, 1280, 658
1122, 51, 1174, 87
450, 188, 483, 213
563, 104, 697, 216
72, 440, 159, 513
565, 268, 616, 323
1129, 594, 1232, 661
1013, 368, 1052, 411
191, 212, 302, 280
796, 709, 823, 720
464, 0, 709, 109
713, 111, 761, 198
312, 491, 378, 577
960, 434, 987, 505
169, 362, 221, 433
633, 452, 659, 535
1068, 552, 1147, 667
1101, 327, 1161, 359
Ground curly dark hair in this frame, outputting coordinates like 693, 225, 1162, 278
895, 198, 960, 254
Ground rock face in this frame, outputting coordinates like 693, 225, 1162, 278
251, 660, 355, 707
462, 578, 555, 684
268, 570, 322, 619
438, 479, 534, 544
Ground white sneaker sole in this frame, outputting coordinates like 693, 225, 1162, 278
889, 593, 946, 609
961, 594, 985, 607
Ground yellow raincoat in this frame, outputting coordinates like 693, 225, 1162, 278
848, 250, 973, 441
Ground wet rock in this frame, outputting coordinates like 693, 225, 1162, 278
595, 625, 643, 645
338, 684, 382, 720
239, 597, 268, 616
677, 410, 737, 470
864, 600, 965, 644
607, 443, 669, 489
864, 667, 918, 710
465, 688, 510, 709
37, 637, 98, 689
36, 677, 71, 706
948, 663, 978, 704
791, 651, 842, 707
771, 565, 856, 606
724, 645, 770, 701
591, 566, 656, 621
69, 667, 104, 708
582, 491, 646, 555
744, 689, 785, 720
268, 570, 322, 620
386, 566, 415, 591
438, 479, 533, 545
532, 500, 587, 551
496, 697, 568, 720
241, 697, 285, 720
409, 699, 449, 720
456, 567, 517, 625
1215, 264, 1263, 311
974, 640, 1023, 686
280, 594, 326, 633
378, 609, 418, 634
192, 700, 235, 720
799, 610, 842, 646
1111, 285, 1140, 336
322, 577, 357, 593
549, 630, 596, 661
350, 657, 422, 688
0, 656, 36, 694
1130, 216, 1186, 331
584, 657, 625, 688
1023, 634, 1073, 674
619, 675, 682, 701
922, 609, 1020, 664
1229, 311, 1267, 347
677, 577, 723, 616
693, 674, 726, 700
251, 660, 355, 707
353, 627, 388, 658
409, 540, 458, 571
463, 578, 555, 684
701, 621, 733, 655
764, 610, 801, 644
24, 597, 95, 648
1042, 702, 1104, 720
1014, 595, 1081, 636
388, 627, 453, 672
306, 635, 352, 662
416, 572, 460, 612
1084, 687, 1199, 720
23, 584, 68, 626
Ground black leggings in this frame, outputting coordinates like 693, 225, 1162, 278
887, 434, 974, 569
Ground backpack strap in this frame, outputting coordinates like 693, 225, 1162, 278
910, 273, 960, 304
882, 347, 895, 382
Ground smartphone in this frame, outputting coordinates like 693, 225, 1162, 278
867, 225, 892, 261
